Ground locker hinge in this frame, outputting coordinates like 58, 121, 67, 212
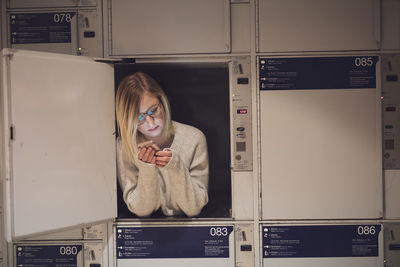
10, 125, 14, 140
2, 48, 15, 58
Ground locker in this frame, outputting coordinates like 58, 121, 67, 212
108, 0, 231, 55
0, 49, 255, 266
259, 55, 383, 220
261, 223, 384, 267
258, 0, 380, 52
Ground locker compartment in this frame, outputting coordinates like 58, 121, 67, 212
108, 0, 231, 55
257, 0, 380, 52
12, 224, 107, 267
113, 57, 253, 220
260, 223, 384, 267
113, 223, 253, 267
7, 9, 102, 57
259, 55, 382, 220
113, 61, 232, 219
13, 241, 105, 267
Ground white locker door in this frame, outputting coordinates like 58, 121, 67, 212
258, 0, 380, 52
259, 56, 382, 220
116, 224, 235, 267
109, 0, 231, 55
261, 224, 384, 267
1, 49, 117, 239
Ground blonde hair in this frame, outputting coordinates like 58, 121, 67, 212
116, 72, 174, 160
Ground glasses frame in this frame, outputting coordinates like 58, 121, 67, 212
137, 103, 162, 126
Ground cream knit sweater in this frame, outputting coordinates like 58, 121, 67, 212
116, 121, 209, 217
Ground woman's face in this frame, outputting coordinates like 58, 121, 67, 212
137, 92, 165, 140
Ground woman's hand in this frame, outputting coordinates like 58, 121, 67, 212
155, 150, 172, 168
138, 147, 157, 164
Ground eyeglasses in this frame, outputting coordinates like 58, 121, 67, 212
138, 103, 162, 125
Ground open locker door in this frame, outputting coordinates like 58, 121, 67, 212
1, 49, 117, 239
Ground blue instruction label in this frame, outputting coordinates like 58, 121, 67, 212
262, 225, 381, 258
116, 226, 233, 259
16, 245, 82, 267
10, 13, 76, 44
259, 56, 378, 90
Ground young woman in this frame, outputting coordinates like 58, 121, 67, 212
115, 72, 209, 217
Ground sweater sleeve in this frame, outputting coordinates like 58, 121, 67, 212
161, 131, 209, 217
116, 141, 162, 217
